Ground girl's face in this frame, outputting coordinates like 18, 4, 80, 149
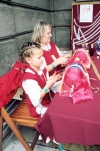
41, 25, 52, 45
26, 48, 44, 70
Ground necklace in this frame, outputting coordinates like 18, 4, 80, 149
27, 65, 47, 84
41, 43, 51, 51
39, 71, 47, 82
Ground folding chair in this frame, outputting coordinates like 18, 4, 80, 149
0, 97, 39, 151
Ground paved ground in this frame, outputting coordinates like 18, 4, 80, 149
2, 126, 60, 151
2, 126, 100, 151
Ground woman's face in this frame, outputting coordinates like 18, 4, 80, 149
41, 25, 52, 45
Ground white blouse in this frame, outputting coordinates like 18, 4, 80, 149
41, 42, 62, 55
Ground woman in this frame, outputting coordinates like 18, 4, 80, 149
31, 21, 69, 76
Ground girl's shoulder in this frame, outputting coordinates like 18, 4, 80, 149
25, 68, 35, 74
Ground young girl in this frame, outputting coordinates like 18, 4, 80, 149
19, 42, 60, 118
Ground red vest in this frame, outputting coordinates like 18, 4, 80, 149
22, 67, 51, 118
43, 42, 64, 75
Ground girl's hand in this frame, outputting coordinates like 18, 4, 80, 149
53, 72, 62, 80
46, 75, 60, 88
56, 73, 62, 80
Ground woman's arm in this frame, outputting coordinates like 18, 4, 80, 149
42, 43, 69, 72
46, 55, 69, 72
55, 46, 63, 56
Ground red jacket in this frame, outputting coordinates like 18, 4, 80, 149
43, 42, 64, 75
0, 61, 27, 108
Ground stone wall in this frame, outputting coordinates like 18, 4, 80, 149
0, 0, 100, 75
0, 0, 51, 75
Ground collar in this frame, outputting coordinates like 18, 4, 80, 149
41, 43, 51, 51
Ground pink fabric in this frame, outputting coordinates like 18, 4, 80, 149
35, 57, 100, 146
59, 48, 93, 104
74, 48, 90, 69
60, 66, 93, 104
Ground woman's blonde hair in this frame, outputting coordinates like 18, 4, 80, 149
19, 42, 41, 63
31, 21, 52, 44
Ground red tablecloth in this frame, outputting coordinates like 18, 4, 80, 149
35, 56, 100, 146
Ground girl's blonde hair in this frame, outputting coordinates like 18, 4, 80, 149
19, 42, 41, 63
31, 21, 52, 44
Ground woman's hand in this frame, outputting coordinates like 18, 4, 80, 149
46, 55, 70, 72
56, 55, 70, 65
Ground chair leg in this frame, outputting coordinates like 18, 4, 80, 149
31, 130, 39, 150
0, 111, 3, 151
1, 107, 32, 151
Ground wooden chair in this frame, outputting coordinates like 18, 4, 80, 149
0, 97, 39, 151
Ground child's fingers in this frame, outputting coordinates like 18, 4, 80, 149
53, 71, 56, 75
52, 75, 61, 81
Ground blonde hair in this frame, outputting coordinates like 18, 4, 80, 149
31, 21, 52, 44
19, 42, 41, 63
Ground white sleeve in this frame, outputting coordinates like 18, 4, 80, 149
50, 80, 61, 93
56, 45, 63, 56
22, 79, 42, 107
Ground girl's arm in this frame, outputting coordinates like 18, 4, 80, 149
22, 75, 59, 106
40, 74, 61, 97
22, 79, 42, 106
